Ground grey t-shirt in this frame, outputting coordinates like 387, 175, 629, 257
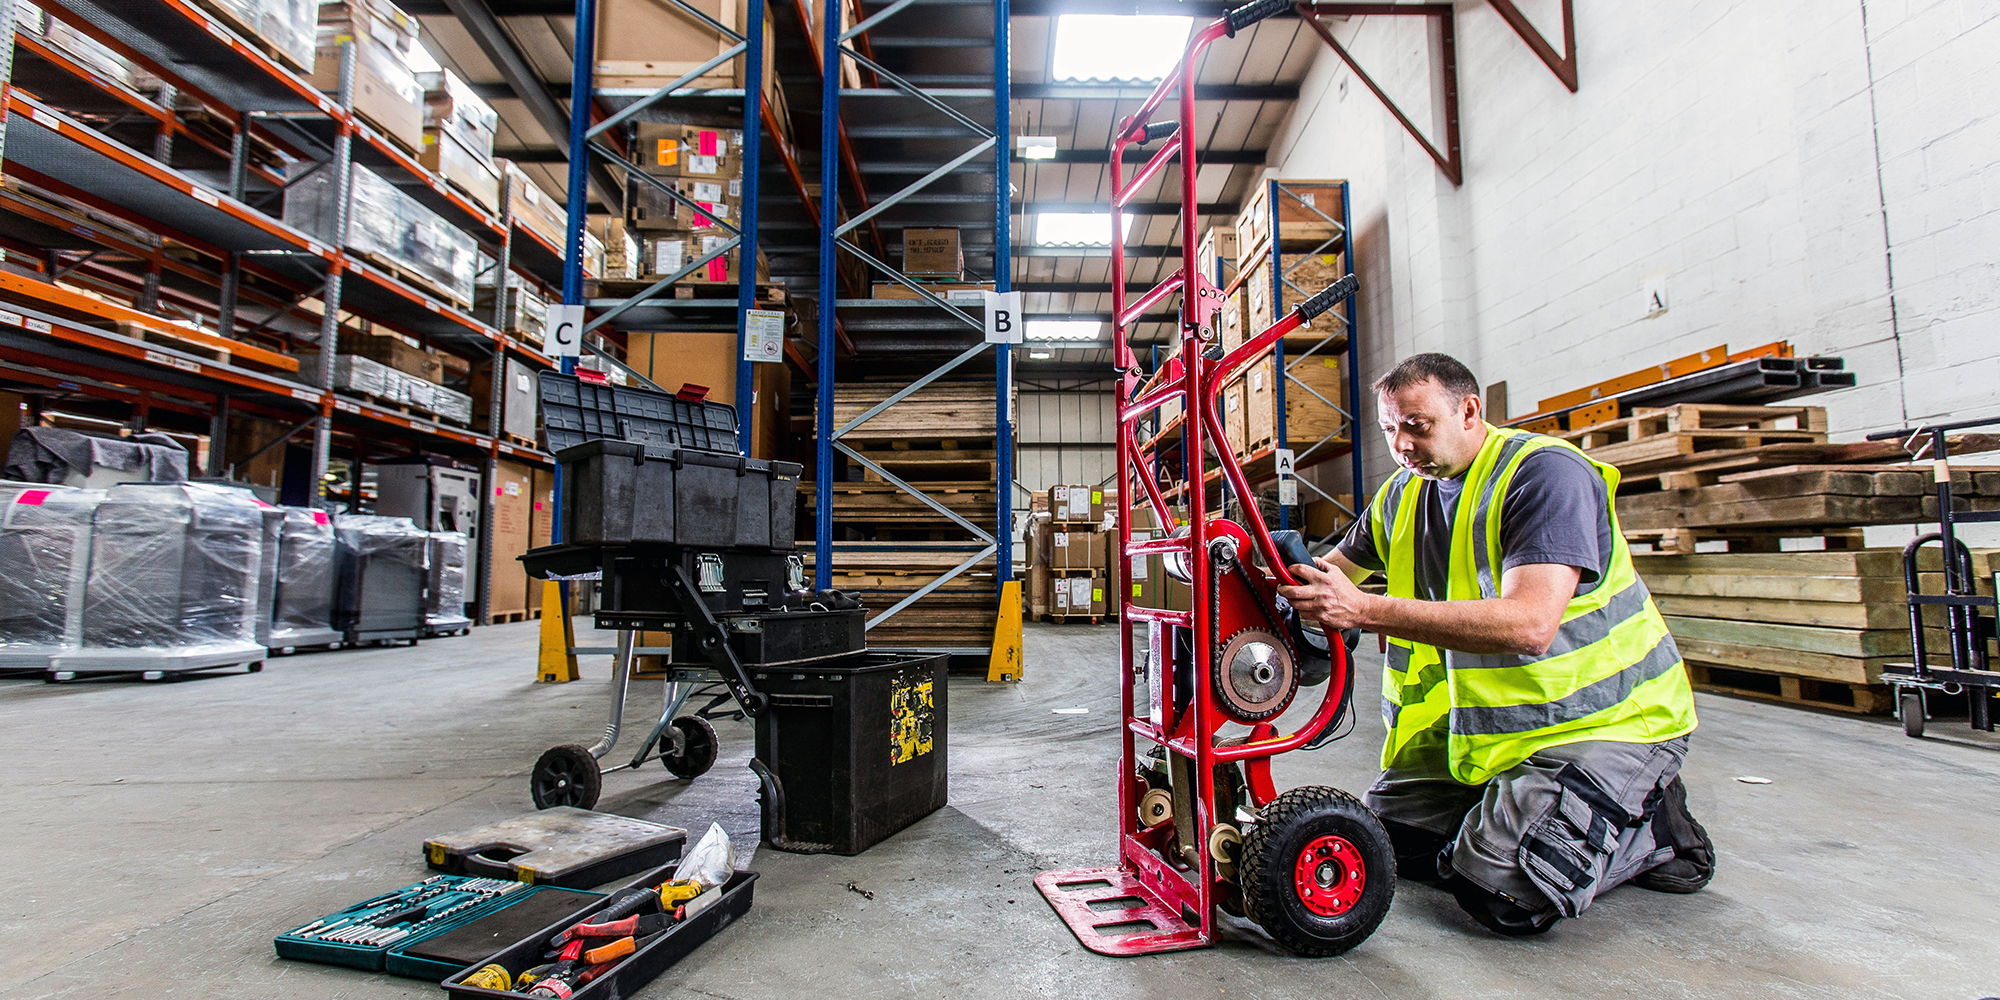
1335, 446, 1613, 599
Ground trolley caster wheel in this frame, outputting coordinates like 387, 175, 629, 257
531, 744, 603, 810
247, 661, 263, 673
329, 642, 343, 651
661, 716, 719, 779
1901, 690, 1926, 738
1240, 785, 1394, 957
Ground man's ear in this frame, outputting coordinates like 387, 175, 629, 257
1463, 392, 1483, 428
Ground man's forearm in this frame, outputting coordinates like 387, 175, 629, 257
1354, 593, 1555, 656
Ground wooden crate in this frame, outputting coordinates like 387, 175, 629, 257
1235, 180, 1347, 262
1683, 662, 1894, 715
1245, 351, 1346, 454
1196, 226, 1237, 287
1222, 374, 1247, 458
1243, 251, 1349, 342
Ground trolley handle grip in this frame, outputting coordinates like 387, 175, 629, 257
1226, 0, 1291, 36
1136, 120, 1180, 145
1296, 273, 1359, 323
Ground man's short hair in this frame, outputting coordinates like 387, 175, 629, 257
1372, 352, 1479, 402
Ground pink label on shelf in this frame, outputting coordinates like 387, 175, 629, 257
698, 130, 718, 156
15, 490, 50, 505
253, 499, 273, 507
313, 511, 329, 525
706, 257, 727, 281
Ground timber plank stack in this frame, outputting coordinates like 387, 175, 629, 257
1635, 549, 2000, 715
815, 380, 1011, 651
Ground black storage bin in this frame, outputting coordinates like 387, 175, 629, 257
752, 651, 949, 855
524, 543, 807, 628
557, 440, 799, 551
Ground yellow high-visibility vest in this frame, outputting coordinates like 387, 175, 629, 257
1370, 425, 1697, 784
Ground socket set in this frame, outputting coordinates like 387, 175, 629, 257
276, 875, 602, 974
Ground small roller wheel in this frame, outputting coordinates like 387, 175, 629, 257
531, 743, 602, 809
1240, 785, 1394, 957
661, 716, 719, 779
1901, 690, 1926, 739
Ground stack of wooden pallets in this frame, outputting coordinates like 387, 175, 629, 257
1635, 548, 1999, 714
804, 380, 1011, 652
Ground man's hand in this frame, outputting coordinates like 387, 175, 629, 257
1277, 556, 1374, 631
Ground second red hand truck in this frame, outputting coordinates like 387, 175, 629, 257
1035, 0, 1394, 958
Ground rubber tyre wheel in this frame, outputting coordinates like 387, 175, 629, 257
531, 743, 602, 809
662, 716, 719, 779
1240, 785, 1395, 956
1902, 690, 1925, 739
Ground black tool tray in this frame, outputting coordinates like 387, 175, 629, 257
274, 875, 601, 974
442, 866, 758, 999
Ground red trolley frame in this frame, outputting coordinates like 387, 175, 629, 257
1035, 0, 1367, 956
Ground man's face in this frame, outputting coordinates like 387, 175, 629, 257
1378, 379, 1484, 480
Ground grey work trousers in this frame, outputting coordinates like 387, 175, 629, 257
1364, 736, 1688, 919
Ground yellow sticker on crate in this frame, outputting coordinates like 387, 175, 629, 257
889, 670, 935, 765
426, 843, 445, 865
1093, 588, 1104, 602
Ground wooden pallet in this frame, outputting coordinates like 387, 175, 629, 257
1039, 613, 1104, 625
503, 433, 539, 450
832, 383, 1006, 441
587, 278, 788, 304
1684, 662, 1893, 714
801, 481, 998, 525
491, 609, 532, 624
1566, 404, 1827, 470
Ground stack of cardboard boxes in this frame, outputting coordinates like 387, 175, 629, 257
1025, 485, 1109, 621
300, 330, 474, 426
418, 69, 503, 215
311, 0, 426, 156
626, 123, 767, 284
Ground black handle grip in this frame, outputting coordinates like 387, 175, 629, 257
1297, 273, 1359, 323
1137, 120, 1180, 145
1271, 529, 1314, 571
1227, 0, 1291, 36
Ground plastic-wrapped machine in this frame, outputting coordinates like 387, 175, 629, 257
0, 484, 102, 671
424, 530, 472, 636
4, 427, 189, 486
283, 164, 478, 307
61, 482, 268, 677
270, 506, 343, 651
334, 514, 429, 644
248, 497, 284, 647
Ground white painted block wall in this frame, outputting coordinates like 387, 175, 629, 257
1263, 0, 2000, 541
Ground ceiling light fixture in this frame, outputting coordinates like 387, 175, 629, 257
1034, 212, 1136, 247
1017, 135, 1058, 160
1026, 320, 1105, 341
1051, 15, 1194, 83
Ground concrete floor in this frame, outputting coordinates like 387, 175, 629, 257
3, 621, 1999, 999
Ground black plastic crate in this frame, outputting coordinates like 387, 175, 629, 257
557, 439, 799, 551
521, 543, 806, 626
538, 371, 739, 456
752, 651, 949, 855
441, 867, 756, 1000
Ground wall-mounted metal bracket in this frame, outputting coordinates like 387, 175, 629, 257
1489, 0, 1578, 92
1295, 3, 1461, 186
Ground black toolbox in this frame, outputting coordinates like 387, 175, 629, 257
441, 864, 756, 1000
557, 439, 800, 551
521, 543, 807, 623
751, 651, 949, 855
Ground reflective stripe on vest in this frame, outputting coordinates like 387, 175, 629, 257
1372, 425, 1697, 784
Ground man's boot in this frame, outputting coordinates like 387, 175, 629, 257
1631, 775, 1715, 893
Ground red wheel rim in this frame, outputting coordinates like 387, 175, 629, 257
1293, 834, 1365, 917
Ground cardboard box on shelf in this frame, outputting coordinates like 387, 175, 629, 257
418, 67, 498, 159
310, 3, 424, 154
471, 355, 540, 443
869, 281, 993, 300
417, 128, 501, 214
901, 228, 963, 278
630, 177, 737, 231
1196, 226, 1238, 286
623, 331, 789, 458
503, 162, 565, 251
595, 0, 779, 105
474, 275, 548, 346
601, 217, 640, 281
639, 234, 769, 284
632, 123, 745, 179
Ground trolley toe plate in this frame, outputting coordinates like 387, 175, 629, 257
1036, 867, 1208, 956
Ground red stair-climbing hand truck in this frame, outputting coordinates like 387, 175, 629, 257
1034, 0, 1394, 958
